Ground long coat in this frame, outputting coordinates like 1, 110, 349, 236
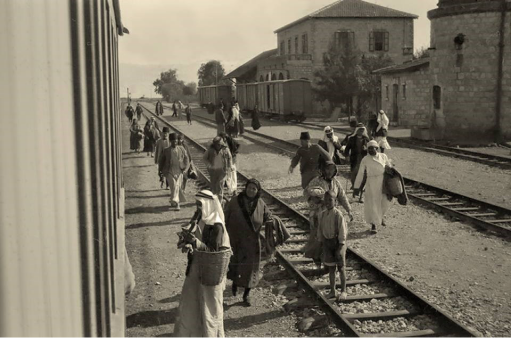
130, 125, 143, 150
225, 194, 272, 288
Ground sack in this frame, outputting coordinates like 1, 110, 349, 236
386, 175, 403, 197
187, 163, 198, 180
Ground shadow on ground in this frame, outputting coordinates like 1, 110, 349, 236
126, 308, 178, 328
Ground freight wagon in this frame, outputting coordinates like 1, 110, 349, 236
197, 84, 235, 108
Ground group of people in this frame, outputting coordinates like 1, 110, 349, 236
128, 102, 162, 156
289, 109, 402, 300
212, 98, 244, 138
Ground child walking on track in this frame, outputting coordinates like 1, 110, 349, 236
317, 190, 348, 301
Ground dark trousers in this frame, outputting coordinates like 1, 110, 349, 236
186, 113, 192, 124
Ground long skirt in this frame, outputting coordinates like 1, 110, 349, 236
225, 165, 237, 195
217, 123, 225, 135
166, 173, 183, 204
174, 256, 225, 337
209, 168, 226, 201
375, 136, 391, 150
130, 133, 142, 151
143, 136, 155, 152
350, 156, 363, 186
363, 174, 392, 225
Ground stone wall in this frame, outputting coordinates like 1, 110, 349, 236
380, 66, 432, 128
429, 9, 511, 141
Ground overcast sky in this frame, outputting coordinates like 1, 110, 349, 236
119, 0, 438, 98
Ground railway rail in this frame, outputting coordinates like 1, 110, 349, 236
139, 104, 478, 337
150, 103, 511, 237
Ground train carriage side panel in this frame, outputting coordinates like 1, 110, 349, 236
278, 81, 285, 115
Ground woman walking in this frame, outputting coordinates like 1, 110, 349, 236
343, 123, 370, 195
174, 190, 231, 337
129, 119, 143, 153
375, 110, 391, 153
353, 140, 392, 234
143, 117, 160, 157
225, 179, 272, 306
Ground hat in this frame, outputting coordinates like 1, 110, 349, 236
324, 126, 333, 134
213, 136, 225, 146
379, 110, 385, 114
300, 132, 311, 140
169, 133, 178, 141
368, 140, 379, 148
162, 127, 169, 133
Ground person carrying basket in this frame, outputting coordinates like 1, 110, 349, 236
174, 190, 231, 337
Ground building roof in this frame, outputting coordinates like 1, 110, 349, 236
274, 0, 418, 33
373, 58, 430, 74
224, 49, 278, 79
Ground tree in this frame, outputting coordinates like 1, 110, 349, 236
153, 68, 186, 102
182, 82, 197, 96
197, 60, 227, 86
313, 43, 393, 120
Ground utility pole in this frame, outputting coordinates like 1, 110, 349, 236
215, 63, 218, 85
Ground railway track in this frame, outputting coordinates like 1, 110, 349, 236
139, 104, 478, 337
151, 104, 510, 237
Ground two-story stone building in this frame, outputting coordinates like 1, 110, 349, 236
226, 0, 417, 115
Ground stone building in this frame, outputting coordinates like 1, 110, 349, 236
378, 0, 511, 142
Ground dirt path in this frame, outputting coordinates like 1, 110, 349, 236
153, 111, 511, 337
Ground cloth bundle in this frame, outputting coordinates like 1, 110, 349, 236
383, 166, 408, 205
264, 215, 290, 257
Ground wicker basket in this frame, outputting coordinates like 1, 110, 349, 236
194, 249, 232, 286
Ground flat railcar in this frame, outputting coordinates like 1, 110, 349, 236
1, 0, 128, 336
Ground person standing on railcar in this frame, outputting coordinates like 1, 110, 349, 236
203, 136, 233, 202
343, 123, 370, 196
159, 133, 189, 210
135, 102, 143, 120
214, 104, 227, 135
129, 119, 144, 153
375, 110, 391, 153
289, 131, 331, 189
155, 127, 170, 189
185, 103, 192, 125
353, 140, 392, 234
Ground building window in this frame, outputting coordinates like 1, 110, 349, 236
265, 74, 269, 81
288, 39, 291, 54
279, 73, 284, 80
259, 75, 264, 82
294, 36, 298, 54
433, 86, 441, 109
370, 30, 389, 52
280, 41, 285, 56
385, 85, 389, 100
334, 30, 354, 51
302, 33, 308, 54
402, 84, 406, 100
271, 73, 276, 81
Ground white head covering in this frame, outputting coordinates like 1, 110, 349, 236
368, 140, 379, 148
193, 190, 230, 248
322, 126, 339, 158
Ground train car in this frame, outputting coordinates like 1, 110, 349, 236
246, 83, 259, 112
236, 83, 248, 111
1, 0, 128, 336
198, 84, 235, 108
256, 79, 311, 121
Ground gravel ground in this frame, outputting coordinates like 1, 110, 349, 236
161, 110, 511, 337
190, 107, 511, 209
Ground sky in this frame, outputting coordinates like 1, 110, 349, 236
119, 0, 438, 98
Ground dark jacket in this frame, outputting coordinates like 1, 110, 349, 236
318, 139, 342, 165
343, 136, 370, 163
214, 109, 226, 125
383, 166, 408, 205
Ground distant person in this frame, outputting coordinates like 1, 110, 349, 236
340, 117, 358, 147
226, 101, 240, 138
367, 112, 378, 139
177, 134, 193, 193
203, 136, 233, 202
251, 104, 261, 130
317, 190, 348, 300
219, 132, 240, 196
135, 103, 143, 120
143, 117, 160, 157
289, 132, 331, 189
159, 133, 189, 210
172, 101, 178, 117
155, 100, 164, 116
353, 140, 392, 233
343, 123, 370, 195
214, 104, 227, 135
375, 110, 391, 153
129, 119, 143, 153
125, 104, 134, 122
155, 127, 170, 189
219, 98, 226, 112
185, 103, 192, 125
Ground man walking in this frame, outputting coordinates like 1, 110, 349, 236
214, 104, 227, 135
203, 136, 233, 202
135, 103, 143, 120
159, 133, 189, 210
289, 131, 331, 189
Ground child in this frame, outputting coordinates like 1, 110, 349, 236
317, 190, 348, 300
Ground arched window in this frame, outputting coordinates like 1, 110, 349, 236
259, 75, 264, 82
278, 73, 284, 80
265, 74, 269, 81
287, 72, 291, 79
271, 73, 276, 81
433, 86, 441, 109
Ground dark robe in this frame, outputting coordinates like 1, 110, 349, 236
225, 194, 272, 288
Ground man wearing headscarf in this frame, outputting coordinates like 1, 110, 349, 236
340, 117, 358, 147
159, 133, 189, 210
174, 190, 230, 337
375, 110, 391, 153
135, 102, 143, 120
203, 136, 233, 201
289, 131, 331, 189
318, 126, 342, 166
353, 140, 392, 233
344, 123, 370, 195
